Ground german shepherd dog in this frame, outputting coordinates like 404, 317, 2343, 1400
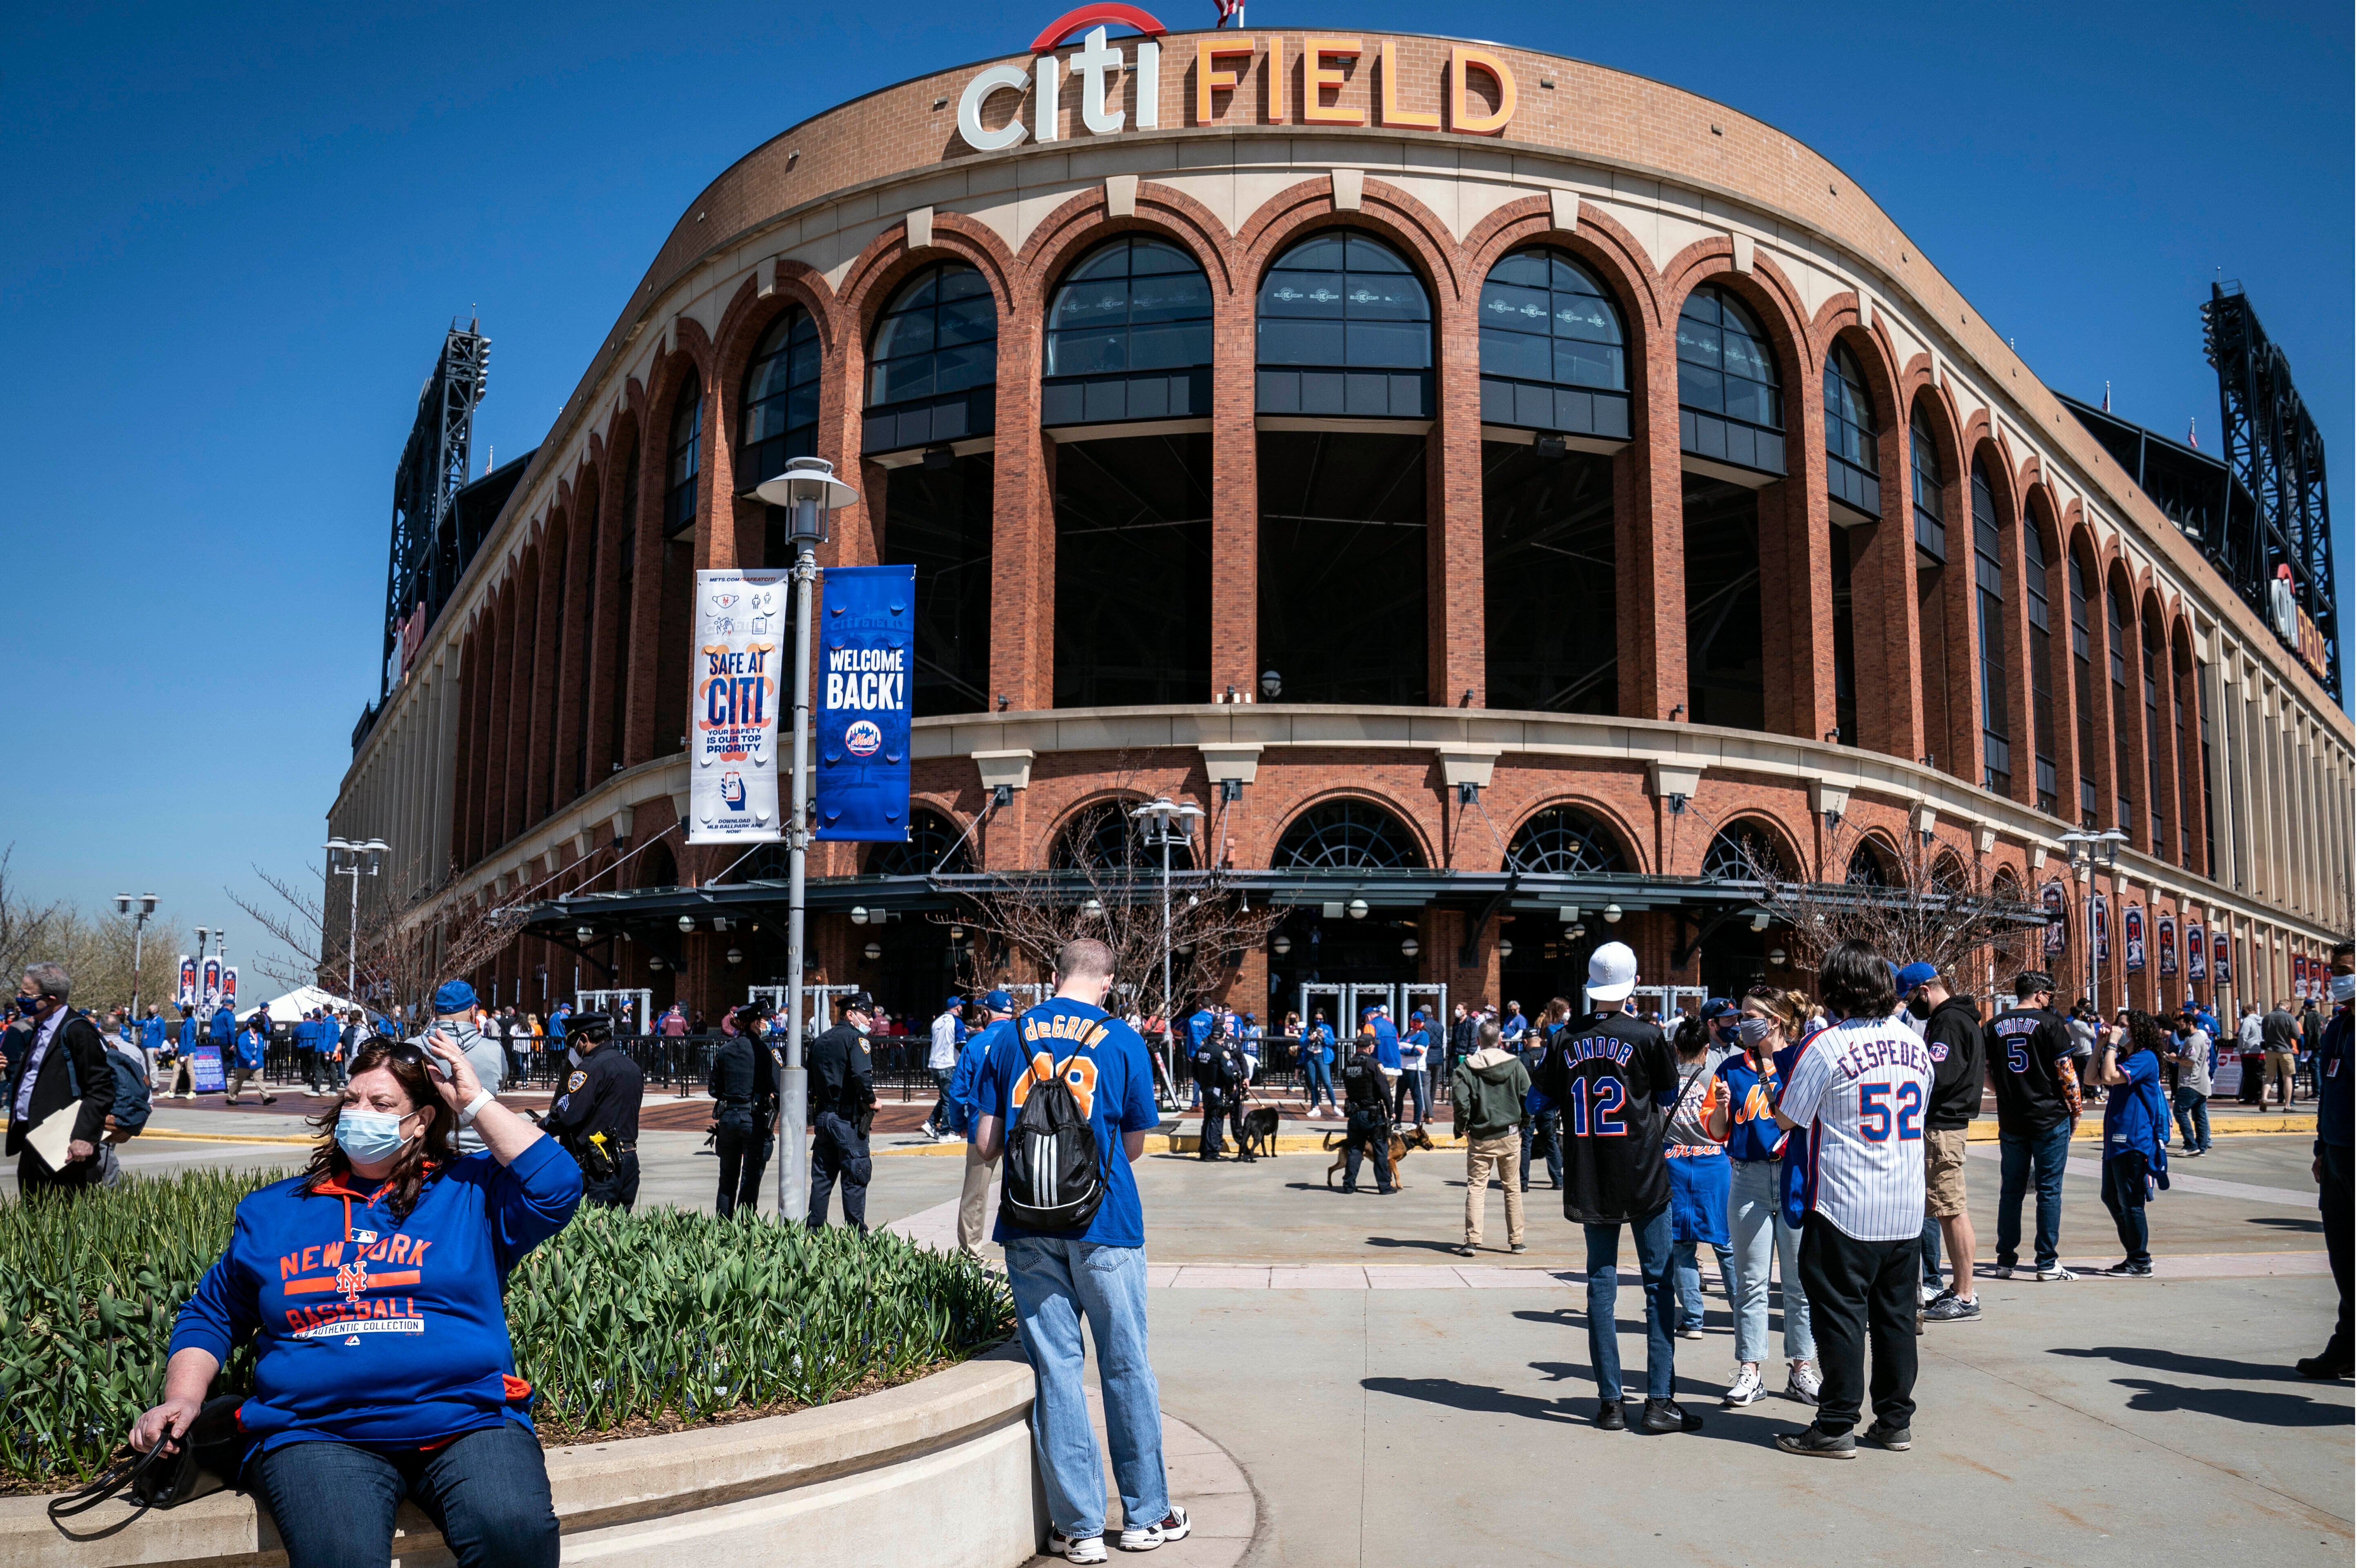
1236, 1105, 1282, 1159
1322, 1123, 1435, 1189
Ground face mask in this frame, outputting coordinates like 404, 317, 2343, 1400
1906, 996, 1932, 1019
335, 1108, 414, 1164
1736, 1016, 1774, 1049
14, 995, 43, 1017
2334, 973, 2355, 1004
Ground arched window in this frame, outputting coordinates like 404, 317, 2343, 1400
1478, 247, 1628, 440
2024, 516, 2058, 814
1909, 405, 1946, 561
1504, 806, 1628, 876
2069, 549, 2097, 822
866, 261, 998, 453
2142, 606, 2166, 855
663, 373, 702, 537
2107, 580, 2133, 834
865, 808, 973, 877
1043, 236, 1212, 427
1053, 800, 1197, 872
1846, 841, 1892, 887
1701, 823, 1784, 882
1824, 343, 1879, 521
739, 307, 822, 491
1257, 231, 1431, 418
1677, 286, 1783, 475
1971, 459, 2011, 797
1272, 800, 1426, 869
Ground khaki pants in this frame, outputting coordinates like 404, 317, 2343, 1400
1465, 1130, 1525, 1247
957, 1138, 1000, 1256
169, 1058, 194, 1098
2267, 1050, 2298, 1106
225, 1064, 273, 1103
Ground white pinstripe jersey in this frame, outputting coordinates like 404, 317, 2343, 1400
1779, 1016, 1935, 1242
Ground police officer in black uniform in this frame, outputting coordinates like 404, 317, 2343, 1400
1191, 1013, 1235, 1161
708, 1002, 779, 1218
1219, 1027, 1258, 1162
807, 990, 877, 1232
1339, 1029, 1395, 1194
540, 1011, 645, 1210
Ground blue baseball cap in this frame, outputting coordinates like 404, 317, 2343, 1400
431, 980, 477, 1015
1700, 997, 1737, 1021
945, 995, 965, 1009
983, 989, 1014, 1012
1896, 962, 1939, 991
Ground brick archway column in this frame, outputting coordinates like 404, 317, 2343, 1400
1210, 263, 1257, 702
991, 305, 1052, 710
1853, 430, 1923, 758
1433, 271, 1484, 707
1619, 314, 1685, 721
1757, 472, 1837, 742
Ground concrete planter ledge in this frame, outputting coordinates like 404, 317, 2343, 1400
7, 1343, 1042, 1568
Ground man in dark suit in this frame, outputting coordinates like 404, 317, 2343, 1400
6, 962, 112, 1197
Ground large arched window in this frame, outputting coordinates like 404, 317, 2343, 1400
739, 307, 821, 492
865, 261, 998, 453
1256, 231, 1431, 418
1971, 458, 2012, 797
663, 373, 702, 537
1677, 286, 1783, 476
2142, 605, 2167, 855
2068, 548, 2097, 822
1478, 246, 1628, 439
1846, 840, 1893, 887
864, 808, 974, 877
1909, 405, 1946, 561
2024, 516, 2059, 815
1504, 806, 1628, 876
1825, 343, 1879, 522
1052, 800, 1197, 872
1701, 822, 1785, 882
1273, 800, 1426, 869
2107, 579, 2133, 835
1043, 236, 1212, 428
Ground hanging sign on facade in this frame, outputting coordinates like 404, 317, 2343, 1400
2123, 904, 2146, 972
199, 955, 223, 1011
176, 956, 197, 1009
2213, 932, 2231, 983
2039, 881, 2067, 954
2093, 893, 2110, 964
814, 564, 917, 843
220, 966, 240, 1011
2157, 916, 2177, 976
2187, 922, 2207, 980
688, 570, 789, 845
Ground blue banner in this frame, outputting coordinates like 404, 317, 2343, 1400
814, 564, 916, 842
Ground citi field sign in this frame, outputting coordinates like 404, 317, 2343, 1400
956, 4, 1521, 152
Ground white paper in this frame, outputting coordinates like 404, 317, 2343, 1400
22, 1098, 82, 1172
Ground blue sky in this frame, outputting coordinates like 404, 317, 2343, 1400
3, 0, 2348, 979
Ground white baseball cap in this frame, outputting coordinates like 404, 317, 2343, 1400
1585, 941, 1638, 1004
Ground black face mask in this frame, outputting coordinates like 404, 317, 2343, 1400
1906, 996, 1932, 1020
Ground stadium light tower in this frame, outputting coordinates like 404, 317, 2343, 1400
324, 839, 390, 1000
752, 456, 859, 1227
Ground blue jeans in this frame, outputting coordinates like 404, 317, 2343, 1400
2172, 1087, 2211, 1152
1520, 1106, 1562, 1188
1303, 1055, 1334, 1109
249, 1421, 558, 1568
1920, 1214, 1943, 1287
1673, 1239, 1736, 1332
1584, 1205, 1677, 1403
1394, 1067, 1429, 1123
924, 1067, 957, 1133
1005, 1237, 1170, 1540
1729, 1158, 1813, 1364
1996, 1121, 2074, 1270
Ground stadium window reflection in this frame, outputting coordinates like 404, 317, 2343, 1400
1257, 430, 1427, 706
1482, 442, 1615, 715
1053, 433, 1213, 707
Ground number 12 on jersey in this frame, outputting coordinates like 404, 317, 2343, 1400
1566, 1075, 1627, 1137
1859, 1081, 1923, 1141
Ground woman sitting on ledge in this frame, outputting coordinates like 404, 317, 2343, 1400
130, 1032, 582, 1568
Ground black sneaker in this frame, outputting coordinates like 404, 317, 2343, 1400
2101, 1260, 2153, 1278
1923, 1294, 1981, 1323
1594, 1400, 1625, 1430
1774, 1425, 1857, 1459
1861, 1422, 1912, 1452
2294, 1356, 2354, 1379
1640, 1398, 1704, 1434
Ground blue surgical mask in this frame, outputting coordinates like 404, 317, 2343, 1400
335, 1108, 414, 1164
14, 995, 42, 1017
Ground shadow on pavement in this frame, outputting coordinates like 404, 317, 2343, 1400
2245, 1214, 2325, 1233
1364, 1236, 1464, 1254
2108, 1379, 2353, 1426
2052, 1344, 2334, 1385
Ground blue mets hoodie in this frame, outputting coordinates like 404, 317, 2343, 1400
169, 1138, 583, 1452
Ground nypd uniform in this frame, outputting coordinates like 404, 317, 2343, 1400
1190, 1019, 1235, 1160
542, 1013, 644, 1210
1338, 1042, 1393, 1193
1777, 1015, 1934, 1439
807, 995, 877, 1232
707, 1008, 778, 1218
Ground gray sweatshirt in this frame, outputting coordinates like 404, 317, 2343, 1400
408, 1014, 506, 1155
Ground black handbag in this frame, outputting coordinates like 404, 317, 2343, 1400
47, 1395, 252, 1524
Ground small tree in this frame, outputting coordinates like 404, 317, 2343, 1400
232, 853, 528, 1018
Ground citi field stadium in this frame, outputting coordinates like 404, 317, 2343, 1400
329, 13, 2349, 1028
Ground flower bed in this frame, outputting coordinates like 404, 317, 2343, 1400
0, 1167, 1011, 1494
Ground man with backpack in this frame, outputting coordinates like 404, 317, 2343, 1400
972, 938, 1187, 1564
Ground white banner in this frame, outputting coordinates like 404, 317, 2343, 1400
687, 569, 789, 845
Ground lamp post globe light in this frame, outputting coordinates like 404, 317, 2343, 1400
323, 839, 390, 1003
114, 892, 158, 1013
750, 454, 860, 1227
1130, 796, 1205, 1059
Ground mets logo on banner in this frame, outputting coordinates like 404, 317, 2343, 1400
845, 719, 883, 758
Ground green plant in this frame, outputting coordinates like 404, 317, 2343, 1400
0, 1168, 1011, 1494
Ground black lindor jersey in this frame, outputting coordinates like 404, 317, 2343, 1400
1535, 1011, 1677, 1225
1986, 1006, 2077, 1131
544, 1045, 644, 1145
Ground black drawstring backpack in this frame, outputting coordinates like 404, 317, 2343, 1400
1000, 1052, 1105, 1232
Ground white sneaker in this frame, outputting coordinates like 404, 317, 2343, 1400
1723, 1364, 1765, 1405
1048, 1528, 1108, 1564
1786, 1360, 1823, 1404
1120, 1506, 1192, 1550
2036, 1264, 2077, 1282
1917, 1281, 1944, 1306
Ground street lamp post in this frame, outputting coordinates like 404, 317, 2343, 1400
2058, 829, 2128, 1011
114, 892, 158, 1013
324, 839, 391, 1000
1131, 797, 1205, 1080
752, 457, 860, 1227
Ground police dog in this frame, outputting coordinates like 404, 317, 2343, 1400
1322, 1123, 1435, 1189
1236, 1105, 1282, 1159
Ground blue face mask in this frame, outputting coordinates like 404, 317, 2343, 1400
335, 1108, 414, 1164
15, 995, 43, 1017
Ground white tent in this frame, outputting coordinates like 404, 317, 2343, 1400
256, 985, 359, 1024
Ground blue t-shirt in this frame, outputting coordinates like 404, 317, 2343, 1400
2102, 1049, 2171, 1165
1371, 1015, 1400, 1071
976, 998, 1161, 1248
951, 1018, 1012, 1121
1500, 1013, 1527, 1042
